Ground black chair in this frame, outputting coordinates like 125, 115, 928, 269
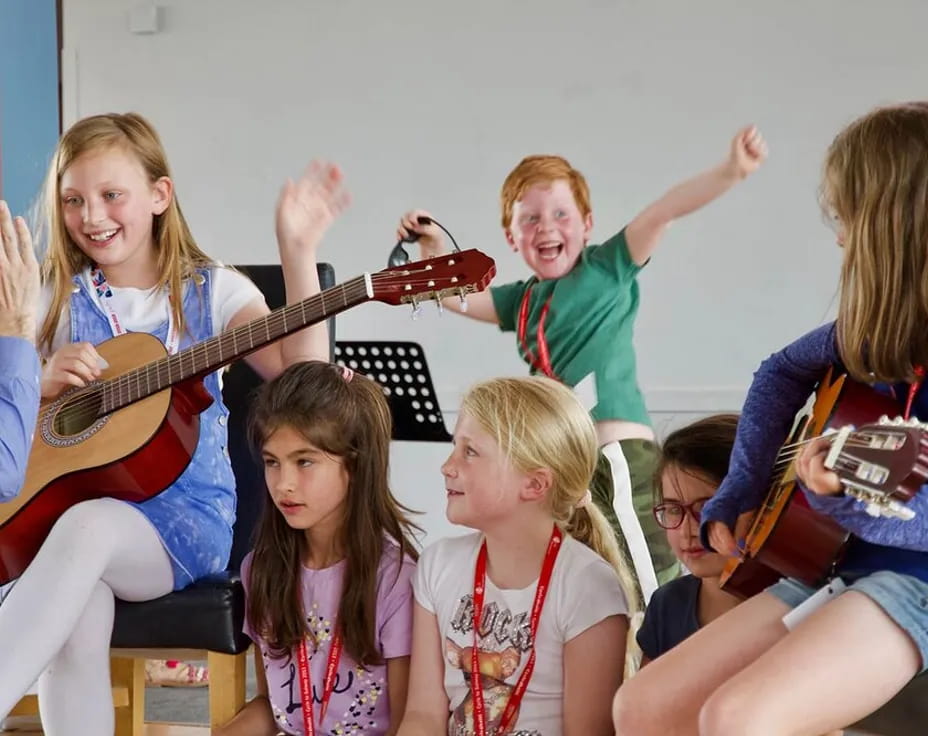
108, 263, 336, 735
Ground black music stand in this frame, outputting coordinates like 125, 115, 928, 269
334, 341, 451, 442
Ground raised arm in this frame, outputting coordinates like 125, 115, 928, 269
0, 201, 41, 501
243, 161, 350, 379
624, 126, 767, 266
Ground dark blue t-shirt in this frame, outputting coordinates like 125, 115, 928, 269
636, 575, 701, 661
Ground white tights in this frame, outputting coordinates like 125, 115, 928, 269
0, 497, 173, 735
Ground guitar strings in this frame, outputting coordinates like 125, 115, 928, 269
773, 438, 898, 468
55, 278, 375, 415
78, 267, 459, 415
767, 430, 912, 475
45, 268, 483, 429
49, 280, 371, 425
71, 267, 474, 413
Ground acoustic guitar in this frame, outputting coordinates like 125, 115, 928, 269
720, 367, 926, 598
0, 250, 495, 584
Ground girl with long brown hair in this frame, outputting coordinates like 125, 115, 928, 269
614, 102, 928, 735
217, 360, 420, 736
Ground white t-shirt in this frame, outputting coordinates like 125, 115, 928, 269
37, 265, 265, 356
414, 532, 628, 736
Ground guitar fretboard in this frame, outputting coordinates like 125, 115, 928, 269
99, 275, 372, 415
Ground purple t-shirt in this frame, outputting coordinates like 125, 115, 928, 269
242, 540, 416, 735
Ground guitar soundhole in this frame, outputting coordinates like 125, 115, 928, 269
53, 391, 104, 437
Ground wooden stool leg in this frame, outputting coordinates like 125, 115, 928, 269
111, 656, 144, 736
207, 651, 247, 729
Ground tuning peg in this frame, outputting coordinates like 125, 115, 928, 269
866, 499, 917, 521
459, 293, 468, 313
435, 295, 444, 315
410, 299, 422, 320
847, 486, 917, 521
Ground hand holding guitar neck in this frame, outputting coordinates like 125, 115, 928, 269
820, 417, 928, 520
795, 436, 842, 496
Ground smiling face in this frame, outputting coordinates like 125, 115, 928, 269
504, 179, 593, 281
262, 424, 350, 542
441, 411, 537, 531
658, 465, 727, 578
58, 146, 171, 286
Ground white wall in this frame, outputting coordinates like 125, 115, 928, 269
61, 0, 928, 541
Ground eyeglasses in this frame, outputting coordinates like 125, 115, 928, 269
652, 498, 709, 530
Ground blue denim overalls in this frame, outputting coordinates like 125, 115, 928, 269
69, 267, 236, 589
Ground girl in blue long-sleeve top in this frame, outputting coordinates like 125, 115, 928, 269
614, 102, 928, 736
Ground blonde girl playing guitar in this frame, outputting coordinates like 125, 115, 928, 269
0, 112, 347, 735
614, 102, 928, 735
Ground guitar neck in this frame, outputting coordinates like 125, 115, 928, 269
101, 274, 373, 414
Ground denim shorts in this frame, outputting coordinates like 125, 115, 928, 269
767, 572, 928, 673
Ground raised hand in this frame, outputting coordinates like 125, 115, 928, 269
727, 125, 768, 179
275, 161, 351, 255
396, 209, 445, 259
0, 200, 40, 342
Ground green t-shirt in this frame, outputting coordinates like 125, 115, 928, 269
490, 228, 650, 425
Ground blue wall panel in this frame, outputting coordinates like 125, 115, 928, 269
0, 0, 60, 217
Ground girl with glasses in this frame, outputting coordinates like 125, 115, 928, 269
635, 414, 740, 666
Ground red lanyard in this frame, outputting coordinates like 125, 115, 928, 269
296, 631, 343, 735
517, 282, 560, 381
471, 525, 563, 736
904, 366, 925, 420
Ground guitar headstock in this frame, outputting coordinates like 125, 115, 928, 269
824, 418, 928, 517
370, 249, 496, 306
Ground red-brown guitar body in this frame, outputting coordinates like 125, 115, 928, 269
0, 333, 208, 584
